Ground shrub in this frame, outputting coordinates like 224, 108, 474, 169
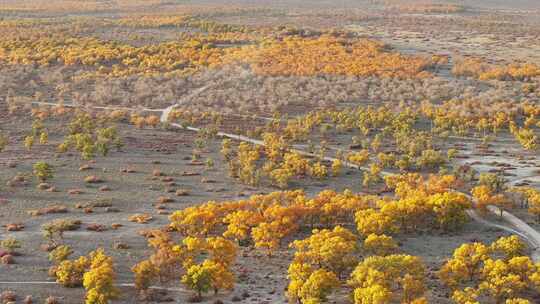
0, 237, 21, 254
49, 245, 74, 264
363, 234, 398, 256
42, 219, 81, 246
33, 161, 53, 182
56, 256, 90, 287
132, 260, 158, 293
83, 249, 120, 304
182, 261, 213, 300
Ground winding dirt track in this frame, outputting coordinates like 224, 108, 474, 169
12, 95, 538, 293
163, 100, 540, 263
29, 97, 540, 261
486, 205, 540, 261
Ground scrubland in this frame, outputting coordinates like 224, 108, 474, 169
0, 1, 539, 303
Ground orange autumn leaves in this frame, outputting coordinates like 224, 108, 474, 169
0, 37, 226, 77
228, 35, 434, 78
453, 57, 540, 81
0, 33, 435, 79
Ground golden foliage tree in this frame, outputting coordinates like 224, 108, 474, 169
83, 249, 119, 304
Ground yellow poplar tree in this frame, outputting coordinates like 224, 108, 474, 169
363, 234, 398, 256
297, 269, 340, 303
132, 260, 157, 294
439, 242, 490, 288
290, 226, 358, 277
353, 284, 392, 304
83, 249, 119, 304
490, 236, 526, 260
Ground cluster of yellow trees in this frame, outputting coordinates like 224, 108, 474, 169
4, 14, 539, 83
56, 113, 123, 160
223, 134, 340, 188
282, 101, 538, 153
0, 0, 167, 14
168, 189, 372, 255
422, 100, 540, 139
220, 111, 451, 189
0, 15, 190, 29
472, 184, 511, 215
27, 100, 540, 156
278, 100, 538, 153
155, 173, 477, 302
421, 99, 540, 151
280, 105, 417, 142
24, 111, 123, 159
49, 247, 119, 304
469, 172, 540, 222
0, 36, 228, 77
168, 108, 223, 129
0, 14, 258, 40
29, 159, 539, 303
350, 254, 428, 304
211, 103, 451, 187
21, 118, 49, 152
0, 12, 262, 78
287, 226, 428, 303
287, 227, 357, 303
127, 189, 372, 299
0, 28, 437, 79
422, 100, 514, 136
513, 187, 540, 222
131, 230, 237, 300
510, 122, 539, 151
227, 35, 435, 78
178, 31, 261, 45
357, 174, 472, 234
440, 236, 539, 304
453, 58, 540, 81
9, 14, 536, 86
31, 106, 170, 130
100, 99, 539, 156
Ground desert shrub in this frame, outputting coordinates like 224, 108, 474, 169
42, 219, 82, 246
0, 237, 21, 254
33, 161, 53, 182
83, 249, 120, 304
55, 256, 90, 287
49, 245, 74, 264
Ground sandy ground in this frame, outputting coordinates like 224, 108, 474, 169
1, 109, 537, 303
